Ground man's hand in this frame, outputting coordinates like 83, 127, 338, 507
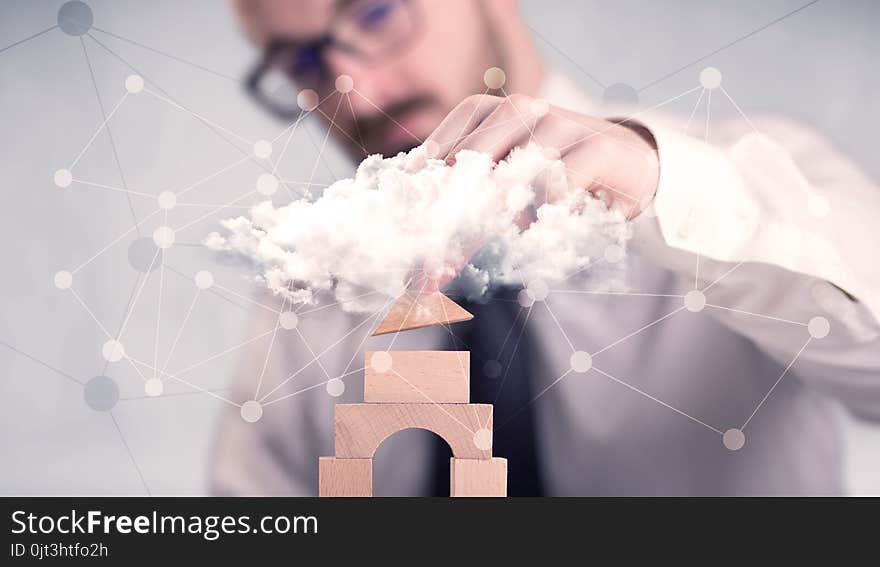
424, 94, 659, 219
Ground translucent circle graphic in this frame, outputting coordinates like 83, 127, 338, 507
570, 350, 592, 373
84, 375, 119, 411
240, 400, 263, 423
102, 339, 125, 362
128, 238, 160, 273
326, 378, 345, 397
700, 67, 723, 90
684, 290, 706, 312
723, 428, 745, 451
279, 311, 299, 330
473, 428, 493, 450
58, 1, 93, 36
54, 270, 73, 290
144, 378, 164, 397
808, 316, 830, 339
483, 67, 506, 89
335, 74, 354, 93
125, 74, 144, 93
370, 351, 393, 373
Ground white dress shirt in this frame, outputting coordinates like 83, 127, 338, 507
210, 70, 880, 496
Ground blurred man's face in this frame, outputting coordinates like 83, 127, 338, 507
238, 0, 499, 157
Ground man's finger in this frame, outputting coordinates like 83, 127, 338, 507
444, 94, 536, 163
424, 94, 504, 159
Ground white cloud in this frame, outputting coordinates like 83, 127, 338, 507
205, 143, 627, 312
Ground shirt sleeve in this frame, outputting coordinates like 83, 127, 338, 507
631, 115, 880, 420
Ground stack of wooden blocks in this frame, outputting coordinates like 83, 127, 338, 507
319, 291, 508, 497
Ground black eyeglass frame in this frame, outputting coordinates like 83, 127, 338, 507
245, 0, 422, 120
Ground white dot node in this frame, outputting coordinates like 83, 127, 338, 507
473, 428, 493, 450
484, 360, 502, 379
530, 98, 549, 117
517, 289, 535, 308
370, 351, 393, 373
700, 67, 722, 90
684, 290, 706, 312
125, 74, 144, 93
54, 270, 72, 290
54, 168, 72, 188
194, 270, 214, 290
808, 316, 830, 339
604, 243, 625, 264
526, 279, 549, 302
807, 194, 830, 218
423, 140, 440, 159
240, 400, 263, 423
157, 190, 176, 210
335, 74, 354, 93
483, 67, 506, 89
152, 226, 175, 249
297, 88, 319, 111
256, 173, 279, 196
279, 311, 299, 330
102, 339, 125, 363
723, 428, 745, 451
144, 378, 163, 397
253, 139, 273, 159
326, 378, 345, 397
570, 350, 592, 373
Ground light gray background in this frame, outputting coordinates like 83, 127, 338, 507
1, 0, 877, 494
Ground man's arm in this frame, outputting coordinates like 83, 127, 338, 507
633, 115, 880, 420
425, 93, 880, 420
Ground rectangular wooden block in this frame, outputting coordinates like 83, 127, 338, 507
364, 351, 469, 403
450, 458, 507, 497
335, 403, 493, 459
319, 457, 372, 497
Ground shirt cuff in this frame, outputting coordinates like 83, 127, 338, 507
638, 124, 760, 264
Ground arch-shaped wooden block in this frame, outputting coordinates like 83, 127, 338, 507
334, 403, 493, 459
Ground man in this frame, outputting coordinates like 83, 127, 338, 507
212, 0, 880, 495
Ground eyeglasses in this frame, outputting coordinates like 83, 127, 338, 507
246, 0, 421, 120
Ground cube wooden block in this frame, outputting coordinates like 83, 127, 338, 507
319, 457, 372, 497
334, 403, 493, 459
364, 350, 469, 403
450, 458, 507, 497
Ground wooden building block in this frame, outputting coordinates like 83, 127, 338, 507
334, 403, 493, 459
364, 350, 470, 403
371, 292, 473, 336
450, 458, 507, 497
319, 457, 372, 497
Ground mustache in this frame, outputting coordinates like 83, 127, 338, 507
347, 95, 438, 143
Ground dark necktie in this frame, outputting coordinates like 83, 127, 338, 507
430, 287, 545, 496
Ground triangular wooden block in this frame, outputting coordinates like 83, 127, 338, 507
371, 292, 473, 336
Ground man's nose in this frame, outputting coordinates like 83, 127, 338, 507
323, 50, 396, 114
